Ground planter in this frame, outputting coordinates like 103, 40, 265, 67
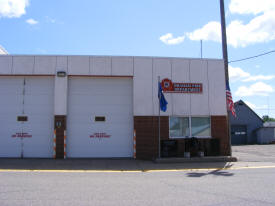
198, 151, 204, 157
184, 152, 190, 158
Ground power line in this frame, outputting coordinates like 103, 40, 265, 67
253, 108, 275, 110
229, 50, 275, 63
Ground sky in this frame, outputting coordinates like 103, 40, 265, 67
0, 0, 275, 118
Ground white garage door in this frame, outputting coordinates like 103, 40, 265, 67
67, 77, 133, 158
0, 76, 54, 158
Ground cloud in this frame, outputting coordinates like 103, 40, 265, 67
26, 18, 38, 25
0, 0, 29, 18
235, 82, 274, 96
245, 101, 268, 110
0, 45, 8, 54
45, 16, 56, 23
229, 0, 275, 15
159, 33, 185, 45
161, 0, 275, 47
185, 13, 275, 48
242, 75, 275, 82
229, 65, 250, 82
186, 21, 221, 42
227, 12, 275, 47
229, 65, 275, 82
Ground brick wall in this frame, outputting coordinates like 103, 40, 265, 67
134, 116, 168, 159
134, 115, 230, 159
211, 116, 230, 156
54, 115, 66, 159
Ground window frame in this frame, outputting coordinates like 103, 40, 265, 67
169, 116, 211, 139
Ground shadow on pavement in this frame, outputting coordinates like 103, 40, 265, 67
0, 158, 234, 172
186, 166, 234, 178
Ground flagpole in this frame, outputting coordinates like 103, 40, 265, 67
220, 0, 232, 156
158, 76, 161, 159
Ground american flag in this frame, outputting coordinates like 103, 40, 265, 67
226, 82, 236, 117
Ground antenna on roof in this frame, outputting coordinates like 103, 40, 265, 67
200, 40, 203, 58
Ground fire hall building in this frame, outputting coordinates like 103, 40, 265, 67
0, 55, 230, 159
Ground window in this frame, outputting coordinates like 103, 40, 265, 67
94, 116, 106, 122
191, 117, 210, 137
17, 116, 28, 122
169, 116, 211, 138
169, 117, 189, 138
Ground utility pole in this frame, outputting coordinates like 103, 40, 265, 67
220, 0, 232, 156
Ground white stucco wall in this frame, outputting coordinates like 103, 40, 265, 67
0, 55, 227, 116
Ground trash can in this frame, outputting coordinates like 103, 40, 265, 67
161, 140, 177, 157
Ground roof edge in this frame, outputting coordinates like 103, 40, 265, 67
234, 100, 264, 123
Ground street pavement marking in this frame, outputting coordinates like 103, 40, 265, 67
1, 165, 275, 173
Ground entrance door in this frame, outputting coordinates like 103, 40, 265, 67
231, 125, 247, 145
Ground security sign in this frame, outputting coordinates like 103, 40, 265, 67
161, 78, 202, 93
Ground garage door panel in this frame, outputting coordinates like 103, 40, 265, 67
22, 77, 54, 158
25, 78, 54, 94
0, 114, 20, 123
231, 125, 247, 145
0, 76, 54, 158
69, 78, 132, 92
0, 77, 23, 157
0, 77, 24, 94
69, 95, 132, 105
25, 94, 54, 102
68, 117, 132, 126
24, 124, 52, 134
0, 94, 23, 105
23, 139, 52, 158
0, 125, 22, 157
0, 138, 21, 157
70, 89, 132, 96
26, 116, 53, 124
69, 105, 132, 113
70, 105, 132, 113
67, 77, 133, 158
24, 106, 54, 115
68, 127, 133, 136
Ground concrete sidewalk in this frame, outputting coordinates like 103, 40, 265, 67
1, 145, 274, 172
0, 158, 274, 172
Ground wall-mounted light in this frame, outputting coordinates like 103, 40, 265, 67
57, 71, 67, 77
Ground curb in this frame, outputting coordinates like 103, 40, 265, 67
154, 156, 238, 163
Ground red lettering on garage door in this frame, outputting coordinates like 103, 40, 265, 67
90, 133, 111, 139
11, 133, 32, 138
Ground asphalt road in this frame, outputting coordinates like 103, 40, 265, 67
232, 145, 275, 163
0, 167, 275, 206
0, 145, 275, 206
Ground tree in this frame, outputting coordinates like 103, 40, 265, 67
262, 115, 275, 122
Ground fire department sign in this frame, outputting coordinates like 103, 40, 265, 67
161, 78, 202, 93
